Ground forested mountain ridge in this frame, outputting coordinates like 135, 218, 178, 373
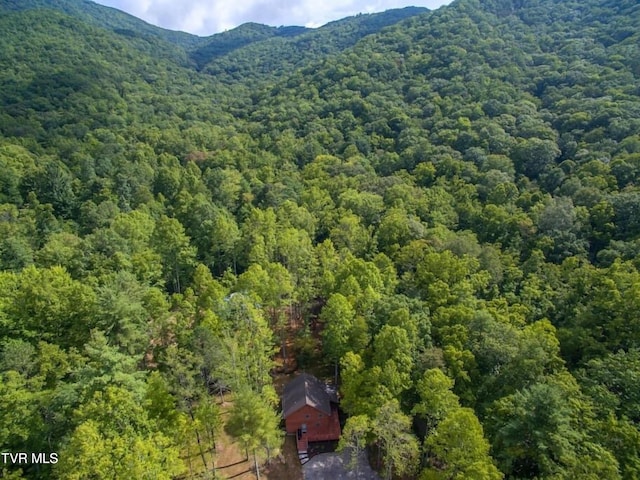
188, 22, 312, 69
1, 0, 640, 479
194, 7, 429, 80
0, 0, 201, 48
0, 0, 430, 76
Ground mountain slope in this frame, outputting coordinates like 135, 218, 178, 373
197, 7, 429, 82
0, 8, 234, 149
1, 1, 640, 480
189, 22, 311, 69
244, 0, 640, 169
0, 0, 200, 48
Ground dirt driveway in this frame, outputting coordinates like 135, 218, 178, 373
303, 449, 380, 480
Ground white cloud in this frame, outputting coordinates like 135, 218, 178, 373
93, 0, 453, 36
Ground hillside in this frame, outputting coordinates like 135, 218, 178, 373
195, 7, 429, 81
1, 0, 640, 479
189, 22, 311, 70
0, 0, 200, 48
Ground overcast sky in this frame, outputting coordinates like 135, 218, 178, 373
92, 0, 453, 36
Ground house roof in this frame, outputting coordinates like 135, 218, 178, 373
282, 373, 333, 418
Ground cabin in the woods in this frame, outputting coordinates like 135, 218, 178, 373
282, 373, 341, 462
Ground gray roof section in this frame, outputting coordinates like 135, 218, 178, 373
283, 373, 333, 418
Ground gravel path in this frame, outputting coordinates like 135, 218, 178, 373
303, 449, 380, 480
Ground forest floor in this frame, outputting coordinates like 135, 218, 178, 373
183, 395, 303, 479
212, 427, 302, 480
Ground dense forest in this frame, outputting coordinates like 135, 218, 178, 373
1, 0, 640, 478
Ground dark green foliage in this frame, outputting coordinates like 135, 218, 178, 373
0, 0, 200, 50
1, 0, 640, 478
198, 7, 428, 82
190, 22, 310, 69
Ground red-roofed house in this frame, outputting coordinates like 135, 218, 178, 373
282, 373, 341, 462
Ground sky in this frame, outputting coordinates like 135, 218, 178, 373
92, 0, 453, 37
